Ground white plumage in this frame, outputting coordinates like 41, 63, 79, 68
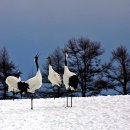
5, 72, 21, 93
48, 56, 61, 87
27, 68, 42, 93
63, 66, 76, 91
17, 54, 42, 94
21, 54, 42, 94
48, 65, 62, 86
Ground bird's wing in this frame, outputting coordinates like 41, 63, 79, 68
48, 67, 62, 86
53, 71, 62, 84
26, 76, 42, 92
63, 68, 76, 90
26, 77, 36, 89
6, 76, 21, 92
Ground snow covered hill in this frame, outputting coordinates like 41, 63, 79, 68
0, 95, 130, 130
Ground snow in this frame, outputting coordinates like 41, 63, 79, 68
0, 95, 130, 130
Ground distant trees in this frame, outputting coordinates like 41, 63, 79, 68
42, 38, 130, 97
105, 46, 130, 95
0, 38, 130, 99
0, 47, 17, 99
65, 37, 104, 96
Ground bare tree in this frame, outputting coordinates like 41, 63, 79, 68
65, 37, 104, 97
0, 47, 17, 99
106, 46, 130, 95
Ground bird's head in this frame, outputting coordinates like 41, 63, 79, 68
46, 56, 51, 65
18, 71, 22, 75
15, 71, 22, 78
34, 53, 39, 62
64, 49, 69, 58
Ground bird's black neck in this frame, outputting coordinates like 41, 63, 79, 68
15, 72, 21, 78
35, 59, 39, 71
65, 55, 67, 66
48, 57, 52, 65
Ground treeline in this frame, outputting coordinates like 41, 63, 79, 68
0, 37, 130, 99
42, 37, 130, 97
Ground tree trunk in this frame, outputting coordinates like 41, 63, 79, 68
82, 84, 86, 97
82, 91, 86, 97
123, 85, 127, 95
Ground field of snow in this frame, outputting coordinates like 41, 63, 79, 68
0, 95, 130, 130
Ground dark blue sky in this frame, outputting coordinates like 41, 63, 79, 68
0, 0, 130, 79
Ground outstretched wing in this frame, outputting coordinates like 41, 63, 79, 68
53, 71, 62, 85
5, 76, 21, 92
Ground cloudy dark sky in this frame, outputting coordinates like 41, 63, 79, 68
0, 0, 130, 79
